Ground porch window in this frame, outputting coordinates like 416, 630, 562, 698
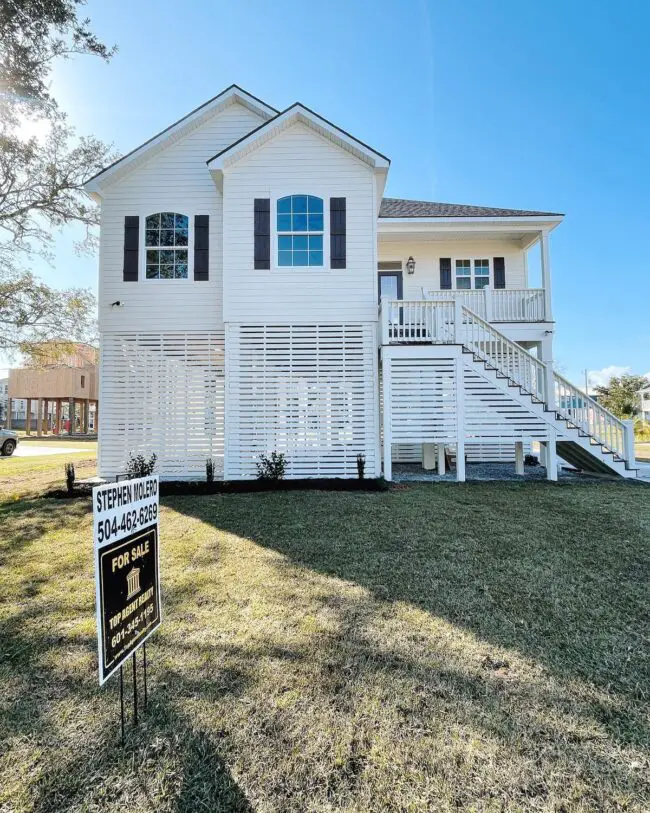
277, 195, 324, 267
455, 258, 490, 290
145, 213, 189, 279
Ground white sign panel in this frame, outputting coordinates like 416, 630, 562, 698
93, 475, 161, 685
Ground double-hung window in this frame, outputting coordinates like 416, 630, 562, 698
145, 212, 189, 279
277, 195, 324, 267
455, 258, 490, 290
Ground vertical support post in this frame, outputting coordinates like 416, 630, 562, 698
37, 398, 43, 437
422, 443, 436, 470
94, 400, 99, 434
56, 398, 62, 435
382, 353, 392, 481
540, 334, 555, 410
455, 354, 465, 482
483, 284, 493, 322
84, 398, 90, 434
453, 299, 463, 344
540, 229, 553, 322
69, 397, 75, 436
437, 444, 446, 475
380, 301, 389, 346
515, 441, 525, 475
623, 419, 636, 469
120, 664, 125, 746
25, 399, 31, 434
143, 642, 148, 710
544, 432, 558, 481
6, 398, 11, 429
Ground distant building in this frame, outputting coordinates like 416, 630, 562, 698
6, 344, 99, 435
638, 386, 650, 421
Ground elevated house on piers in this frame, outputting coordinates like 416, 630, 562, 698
7, 344, 99, 436
83, 85, 636, 481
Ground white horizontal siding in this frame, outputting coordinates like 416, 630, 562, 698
223, 123, 377, 323
392, 442, 532, 463
225, 322, 379, 479
99, 332, 225, 479
378, 239, 527, 297
98, 102, 265, 333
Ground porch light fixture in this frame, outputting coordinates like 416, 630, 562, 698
406, 256, 416, 275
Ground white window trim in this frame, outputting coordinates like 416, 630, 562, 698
270, 192, 331, 272
453, 257, 492, 291
140, 209, 195, 283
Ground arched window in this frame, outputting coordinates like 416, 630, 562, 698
145, 212, 189, 279
277, 195, 323, 267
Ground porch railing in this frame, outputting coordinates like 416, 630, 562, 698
553, 372, 626, 459
422, 288, 546, 322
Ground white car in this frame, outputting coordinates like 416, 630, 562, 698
0, 429, 18, 456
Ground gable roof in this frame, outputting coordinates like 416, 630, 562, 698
84, 85, 278, 193
379, 198, 564, 219
207, 102, 390, 171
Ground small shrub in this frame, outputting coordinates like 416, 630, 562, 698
126, 452, 157, 479
356, 453, 366, 480
256, 451, 286, 481
206, 458, 215, 483
64, 462, 75, 494
524, 454, 539, 467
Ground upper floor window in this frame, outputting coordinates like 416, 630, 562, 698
456, 258, 490, 290
145, 213, 189, 279
277, 195, 323, 267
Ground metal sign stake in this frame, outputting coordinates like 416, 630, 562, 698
120, 665, 125, 746
143, 642, 148, 710
132, 649, 138, 726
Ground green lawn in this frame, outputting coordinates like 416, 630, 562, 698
0, 443, 96, 501
1, 473, 649, 810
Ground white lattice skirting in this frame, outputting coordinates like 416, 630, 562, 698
225, 323, 379, 479
100, 332, 225, 479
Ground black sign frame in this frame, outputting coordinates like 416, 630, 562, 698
96, 525, 161, 685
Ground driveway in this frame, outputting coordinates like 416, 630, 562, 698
9, 444, 89, 457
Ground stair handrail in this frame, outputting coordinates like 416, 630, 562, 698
553, 371, 626, 458
459, 305, 548, 402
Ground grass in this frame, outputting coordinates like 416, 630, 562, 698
0, 443, 96, 501
0, 465, 649, 810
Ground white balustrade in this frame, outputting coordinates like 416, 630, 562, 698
553, 372, 626, 459
423, 288, 546, 322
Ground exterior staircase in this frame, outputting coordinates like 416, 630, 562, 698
383, 299, 638, 478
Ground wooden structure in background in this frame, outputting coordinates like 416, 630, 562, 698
6, 344, 99, 436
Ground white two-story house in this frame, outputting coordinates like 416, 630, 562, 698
85, 85, 637, 481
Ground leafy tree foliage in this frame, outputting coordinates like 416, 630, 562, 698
594, 374, 649, 419
0, 1, 116, 361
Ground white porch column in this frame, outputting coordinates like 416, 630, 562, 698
540, 229, 553, 322
543, 432, 558, 481
455, 354, 466, 482
515, 441, 524, 475
623, 419, 636, 469
540, 334, 556, 410
483, 284, 493, 322
437, 444, 446, 475
422, 443, 436, 470
382, 355, 393, 481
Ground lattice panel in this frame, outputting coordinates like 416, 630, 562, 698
100, 332, 225, 478
226, 323, 378, 478
389, 357, 457, 443
463, 366, 549, 441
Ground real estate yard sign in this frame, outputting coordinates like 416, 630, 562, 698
93, 475, 161, 685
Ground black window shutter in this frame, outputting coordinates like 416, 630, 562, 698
330, 197, 346, 269
123, 216, 139, 281
254, 198, 270, 269
194, 215, 209, 280
493, 257, 506, 288
440, 257, 452, 289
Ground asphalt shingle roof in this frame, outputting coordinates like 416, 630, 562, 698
379, 198, 563, 219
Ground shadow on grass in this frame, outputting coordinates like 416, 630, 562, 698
168, 483, 650, 737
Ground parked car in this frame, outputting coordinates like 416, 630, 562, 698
0, 429, 18, 456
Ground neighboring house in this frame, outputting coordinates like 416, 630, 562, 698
84, 85, 637, 480
7, 344, 99, 434
638, 386, 650, 421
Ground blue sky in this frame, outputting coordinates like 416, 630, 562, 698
7, 0, 649, 385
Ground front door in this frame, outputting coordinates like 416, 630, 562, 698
378, 265, 403, 328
